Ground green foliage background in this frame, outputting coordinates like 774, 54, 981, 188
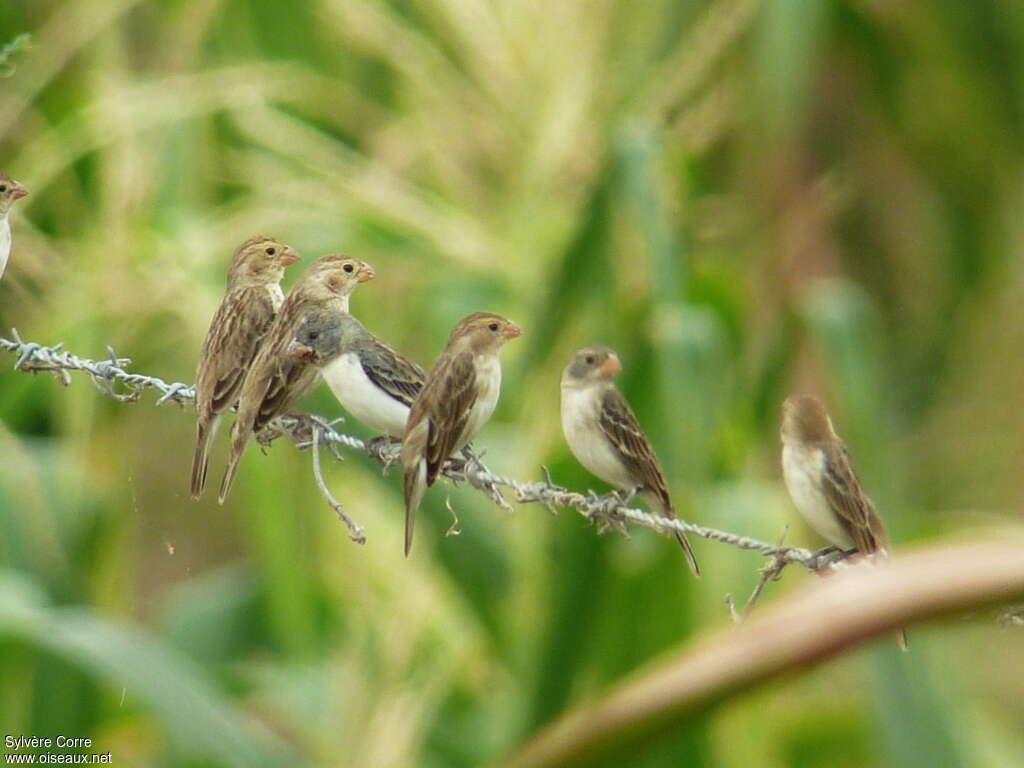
1, 1, 1022, 765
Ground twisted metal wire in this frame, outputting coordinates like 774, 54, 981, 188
2, 330, 828, 570
2, 328, 195, 404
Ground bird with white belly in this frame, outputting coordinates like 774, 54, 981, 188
780, 394, 907, 648
401, 312, 522, 556
560, 345, 701, 577
0, 173, 29, 281
285, 308, 426, 439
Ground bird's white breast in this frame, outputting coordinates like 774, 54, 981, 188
560, 383, 634, 490
457, 354, 501, 449
0, 217, 11, 279
322, 352, 410, 438
265, 282, 285, 313
781, 443, 853, 549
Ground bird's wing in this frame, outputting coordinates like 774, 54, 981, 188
243, 295, 326, 433
419, 351, 478, 486
196, 286, 276, 415
252, 357, 318, 433
358, 339, 426, 408
598, 388, 699, 574
821, 442, 887, 554
598, 387, 672, 510
400, 350, 475, 557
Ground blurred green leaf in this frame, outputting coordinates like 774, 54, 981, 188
0, 570, 309, 768
754, 0, 832, 138
797, 278, 886, 474
871, 646, 967, 768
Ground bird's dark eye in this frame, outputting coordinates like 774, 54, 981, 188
343, 263, 354, 273
0, 185, 6, 193
308, 331, 319, 341
266, 247, 276, 256
585, 356, 595, 365
488, 322, 499, 332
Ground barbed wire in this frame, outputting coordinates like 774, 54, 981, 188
2, 330, 839, 579
1, 329, 195, 404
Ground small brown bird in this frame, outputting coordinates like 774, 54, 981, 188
401, 312, 522, 555
0, 173, 29, 280
780, 394, 907, 647
217, 255, 375, 503
560, 346, 700, 577
780, 395, 892, 555
190, 236, 300, 498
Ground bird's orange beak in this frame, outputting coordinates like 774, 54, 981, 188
357, 263, 375, 283
503, 322, 523, 340
285, 339, 315, 362
280, 247, 300, 266
11, 181, 27, 200
600, 353, 621, 378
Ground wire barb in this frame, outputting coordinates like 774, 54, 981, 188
4, 330, 195, 405
739, 526, 791, 619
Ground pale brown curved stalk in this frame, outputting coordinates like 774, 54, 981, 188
498, 536, 1024, 768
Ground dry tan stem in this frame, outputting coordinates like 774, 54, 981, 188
498, 537, 1024, 768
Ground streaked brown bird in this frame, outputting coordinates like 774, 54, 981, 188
217, 255, 375, 503
780, 394, 907, 648
401, 312, 522, 556
190, 236, 300, 498
560, 345, 701, 577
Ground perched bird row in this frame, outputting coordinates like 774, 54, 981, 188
0, 170, 910, 645
190, 237, 702, 565
190, 237, 900, 591
0, 172, 29, 281
0, 181, 903, 608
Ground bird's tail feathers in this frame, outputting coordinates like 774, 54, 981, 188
218, 426, 248, 505
403, 460, 427, 557
673, 530, 702, 578
855, 542, 908, 649
190, 416, 220, 499
643, 490, 702, 579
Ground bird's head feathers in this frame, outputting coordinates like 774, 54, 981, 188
781, 395, 837, 444
0, 173, 28, 216
286, 309, 366, 364
447, 312, 522, 354
298, 255, 375, 301
228, 236, 300, 286
561, 345, 621, 387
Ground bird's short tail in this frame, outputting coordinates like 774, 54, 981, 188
190, 417, 219, 499
218, 427, 248, 505
403, 461, 426, 557
872, 547, 909, 650
674, 530, 701, 578
649, 491, 701, 578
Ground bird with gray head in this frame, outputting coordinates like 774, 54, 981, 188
286, 308, 426, 438
560, 345, 700, 577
